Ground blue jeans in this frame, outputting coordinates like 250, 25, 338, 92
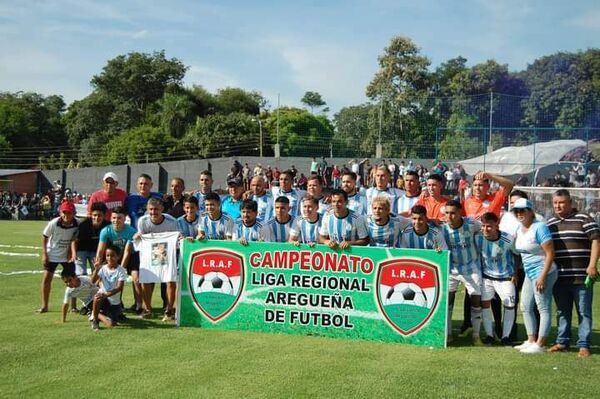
520, 269, 557, 338
553, 284, 593, 349
75, 250, 96, 275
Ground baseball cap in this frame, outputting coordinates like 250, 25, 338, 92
59, 201, 76, 214
227, 176, 243, 186
512, 198, 533, 210
103, 172, 118, 183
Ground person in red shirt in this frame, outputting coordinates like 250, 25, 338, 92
87, 172, 127, 221
415, 174, 448, 222
463, 171, 514, 220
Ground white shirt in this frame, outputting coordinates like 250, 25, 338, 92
43, 217, 78, 263
97, 265, 127, 305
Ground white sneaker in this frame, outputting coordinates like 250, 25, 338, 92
520, 343, 546, 354
514, 341, 534, 350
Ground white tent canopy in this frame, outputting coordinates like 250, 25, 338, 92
459, 139, 586, 176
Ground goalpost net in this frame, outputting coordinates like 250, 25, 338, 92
512, 186, 600, 223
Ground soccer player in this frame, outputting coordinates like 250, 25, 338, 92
289, 195, 322, 247
177, 195, 200, 239
463, 171, 514, 220
38, 201, 79, 313
397, 170, 422, 217
367, 197, 410, 247
232, 200, 263, 245
90, 245, 127, 331
163, 177, 186, 218
193, 170, 214, 214
341, 171, 367, 215
261, 196, 295, 243
415, 174, 449, 222
271, 170, 305, 217
197, 192, 234, 240
247, 175, 273, 223
61, 272, 99, 322
96, 206, 139, 314
75, 202, 109, 277
365, 165, 405, 216
125, 174, 162, 230
135, 198, 178, 320
222, 176, 245, 220
319, 189, 369, 249
400, 205, 447, 251
477, 212, 518, 346
442, 199, 483, 345
306, 175, 330, 216
86, 172, 127, 221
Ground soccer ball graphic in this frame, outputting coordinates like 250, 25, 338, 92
197, 271, 234, 295
385, 282, 428, 307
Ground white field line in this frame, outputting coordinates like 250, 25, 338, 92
0, 244, 42, 250
0, 251, 39, 257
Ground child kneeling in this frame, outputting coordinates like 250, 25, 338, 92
90, 245, 127, 331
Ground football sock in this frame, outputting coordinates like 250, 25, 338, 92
447, 304, 454, 336
471, 306, 482, 337
482, 307, 494, 337
503, 307, 515, 338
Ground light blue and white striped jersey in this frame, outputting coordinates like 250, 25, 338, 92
290, 215, 322, 243
477, 231, 517, 279
442, 218, 482, 275
367, 216, 411, 247
176, 215, 200, 238
396, 194, 420, 215
319, 210, 368, 243
248, 193, 273, 223
261, 216, 295, 243
365, 187, 405, 216
198, 212, 234, 240
271, 187, 305, 217
347, 192, 368, 216
300, 197, 331, 217
232, 220, 263, 242
193, 191, 212, 214
400, 225, 448, 250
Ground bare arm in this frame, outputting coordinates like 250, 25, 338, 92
42, 236, 49, 267
61, 303, 69, 323
587, 239, 599, 279
536, 240, 555, 291
475, 171, 514, 196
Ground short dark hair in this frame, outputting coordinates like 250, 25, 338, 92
241, 199, 258, 212
111, 206, 126, 216
330, 189, 348, 202
480, 212, 499, 224
280, 170, 294, 179
342, 171, 357, 181
427, 174, 444, 183
302, 195, 319, 206
138, 173, 152, 181
553, 188, 571, 199
183, 195, 198, 206
307, 175, 324, 185
200, 170, 212, 178
105, 244, 121, 257
411, 205, 427, 216
147, 197, 163, 208
275, 196, 290, 205
204, 192, 221, 203
171, 177, 185, 188
446, 199, 462, 210
405, 170, 419, 179
90, 202, 107, 213
509, 189, 529, 200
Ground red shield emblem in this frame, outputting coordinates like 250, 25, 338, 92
188, 249, 245, 322
375, 258, 441, 336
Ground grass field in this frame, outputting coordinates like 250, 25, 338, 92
1, 220, 599, 398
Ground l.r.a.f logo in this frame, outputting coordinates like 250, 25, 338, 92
376, 258, 440, 336
188, 249, 244, 322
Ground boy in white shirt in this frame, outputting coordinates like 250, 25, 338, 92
90, 245, 127, 331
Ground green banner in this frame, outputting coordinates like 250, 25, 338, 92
178, 240, 449, 348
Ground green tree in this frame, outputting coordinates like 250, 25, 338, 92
160, 92, 196, 138
332, 104, 374, 157
215, 87, 261, 115
301, 91, 326, 114
101, 125, 178, 165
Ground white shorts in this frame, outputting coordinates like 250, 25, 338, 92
448, 271, 482, 296
481, 278, 516, 307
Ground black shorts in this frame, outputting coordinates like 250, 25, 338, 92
99, 299, 122, 321
45, 262, 75, 276
125, 251, 140, 275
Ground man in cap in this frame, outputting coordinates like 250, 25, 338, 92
222, 176, 245, 220
87, 172, 127, 221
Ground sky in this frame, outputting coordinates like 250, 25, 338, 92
1, 0, 599, 113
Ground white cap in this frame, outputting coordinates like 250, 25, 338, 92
103, 172, 118, 183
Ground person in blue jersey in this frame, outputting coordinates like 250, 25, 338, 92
176, 195, 200, 239
512, 198, 558, 354
442, 199, 484, 345
305, 175, 330, 216
365, 165, 405, 216
367, 197, 410, 248
397, 170, 422, 217
289, 195, 322, 247
193, 170, 214, 215
233, 200, 263, 245
271, 170, 305, 217
261, 196, 295, 243
319, 189, 369, 250
246, 176, 273, 223
221, 176, 244, 220
134, 198, 178, 320
125, 174, 162, 230
478, 212, 519, 346
197, 192, 234, 241
399, 205, 447, 251
341, 171, 367, 216
96, 206, 141, 314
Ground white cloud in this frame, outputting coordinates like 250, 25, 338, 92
566, 10, 600, 30
184, 65, 241, 93
131, 29, 148, 39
